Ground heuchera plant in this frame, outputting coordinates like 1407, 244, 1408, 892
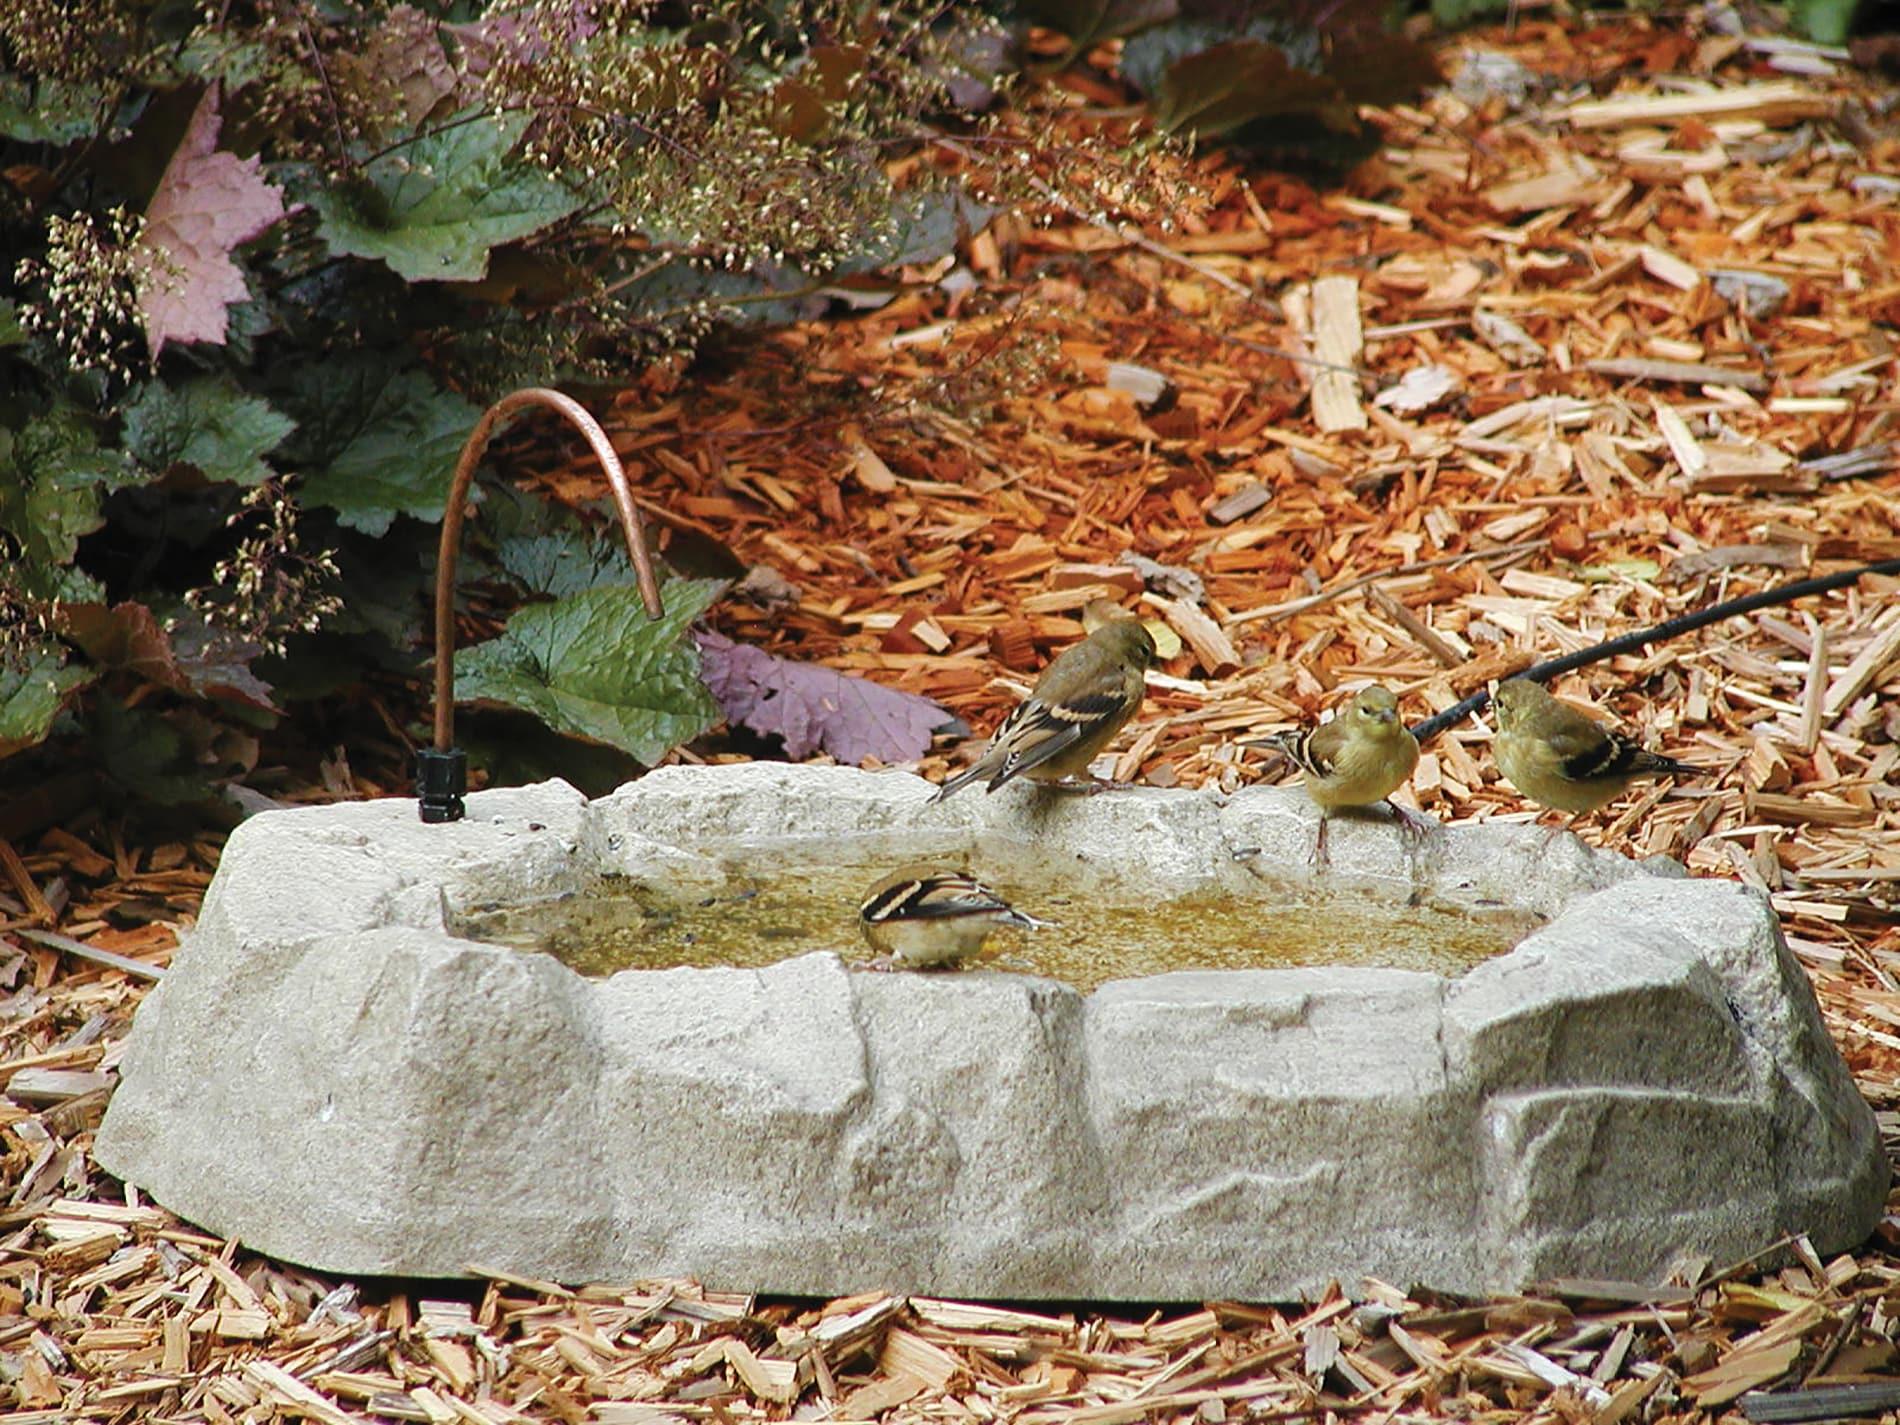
0, 0, 1435, 810
0, 0, 1003, 799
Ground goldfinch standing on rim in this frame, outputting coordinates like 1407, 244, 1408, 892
930, 617, 1157, 802
857, 865, 1051, 970
1491, 678, 1697, 830
1253, 684, 1426, 864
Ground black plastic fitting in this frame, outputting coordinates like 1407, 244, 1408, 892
415, 747, 467, 824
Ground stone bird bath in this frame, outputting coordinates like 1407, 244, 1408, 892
96, 763, 1887, 1298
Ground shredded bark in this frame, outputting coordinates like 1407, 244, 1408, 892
4, 13, 1899, 1424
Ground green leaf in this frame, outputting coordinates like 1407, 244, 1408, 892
176, 31, 275, 90
0, 299, 25, 349
0, 73, 107, 144
0, 654, 94, 761
0, 409, 145, 583
456, 579, 725, 767
1791, 0, 1859, 42
92, 696, 213, 805
498, 530, 642, 599
286, 360, 480, 535
843, 188, 1001, 273
309, 110, 582, 282
123, 377, 296, 485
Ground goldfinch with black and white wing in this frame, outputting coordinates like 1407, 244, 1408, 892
1253, 684, 1425, 863
1491, 678, 1697, 821
857, 865, 1051, 970
930, 617, 1156, 802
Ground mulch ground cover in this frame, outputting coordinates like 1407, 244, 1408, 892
3, 11, 1899, 1424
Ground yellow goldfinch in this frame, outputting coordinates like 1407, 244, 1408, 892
930, 617, 1156, 802
857, 865, 1051, 970
1253, 685, 1425, 863
1491, 678, 1697, 824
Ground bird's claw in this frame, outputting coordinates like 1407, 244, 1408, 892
1052, 776, 1126, 797
1386, 801, 1438, 840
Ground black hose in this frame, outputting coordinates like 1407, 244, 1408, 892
1407, 557, 1900, 743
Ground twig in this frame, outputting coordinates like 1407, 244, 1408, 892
1228, 538, 1552, 628
298, 21, 350, 170
1697, 1232, 1803, 1290
1217, 330, 1371, 380
924, 131, 1337, 343
13, 927, 166, 981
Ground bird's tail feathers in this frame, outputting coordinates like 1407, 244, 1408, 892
1639, 750, 1699, 778
929, 763, 987, 803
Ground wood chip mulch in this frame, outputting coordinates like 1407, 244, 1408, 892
5, 13, 1900, 1424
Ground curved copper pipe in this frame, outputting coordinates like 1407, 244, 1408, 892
433, 387, 665, 751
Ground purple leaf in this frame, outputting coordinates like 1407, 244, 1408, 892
60, 602, 279, 714
134, 85, 288, 357
442, 2, 598, 81
695, 630, 947, 766
352, 5, 458, 130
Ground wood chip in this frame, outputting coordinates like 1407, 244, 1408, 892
1663, 543, 1807, 583
1653, 400, 1708, 476
13, 926, 167, 980
1587, 357, 1768, 392
1152, 597, 1241, 677
840, 1371, 927, 1415
1684, 1336, 1804, 1405
1821, 617, 1900, 719
1638, 244, 1703, 292
1564, 81, 1834, 129
1206, 483, 1272, 526
243, 1360, 368, 1425
1308, 275, 1367, 433
718, 1338, 796, 1402
5, 1068, 111, 1104
1105, 362, 1173, 408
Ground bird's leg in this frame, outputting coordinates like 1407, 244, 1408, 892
1384, 799, 1430, 886
1383, 799, 1437, 842
1312, 811, 1333, 869
852, 955, 897, 973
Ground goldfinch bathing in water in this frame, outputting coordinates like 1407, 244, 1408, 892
858, 866, 1051, 969
1491, 678, 1697, 817
1253, 685, 1425, 862
930, 617, 1157, 802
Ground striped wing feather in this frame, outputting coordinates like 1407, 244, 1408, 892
862, 874, 1009, 923
985, 689, 1124, 786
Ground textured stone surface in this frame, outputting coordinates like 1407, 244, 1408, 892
97, 763, 1887, 1297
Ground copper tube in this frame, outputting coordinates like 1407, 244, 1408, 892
433, 388, 665, 751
